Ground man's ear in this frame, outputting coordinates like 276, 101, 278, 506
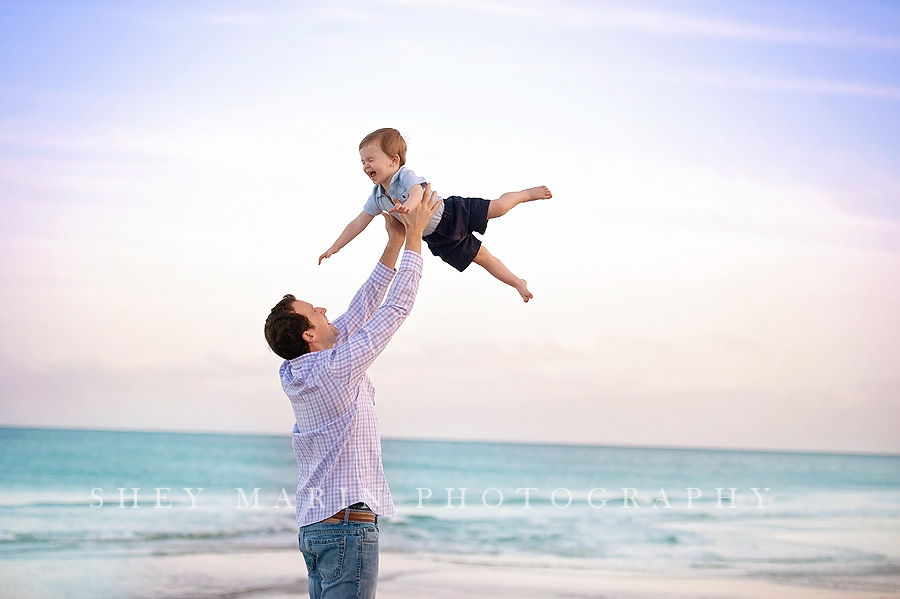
302, 329, 317, 344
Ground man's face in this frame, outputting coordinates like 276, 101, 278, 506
291, 300, 338, 348
360, 142, 398, 188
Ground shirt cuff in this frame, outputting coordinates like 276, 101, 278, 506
373, 260, 396, 286
398, 250, 424, 274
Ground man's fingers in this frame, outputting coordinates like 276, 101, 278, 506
421, 185, 441, 214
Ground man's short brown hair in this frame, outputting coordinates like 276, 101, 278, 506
264, 294, 311, 360
359, 128, 407, 166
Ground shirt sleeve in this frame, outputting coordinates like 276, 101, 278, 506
362, 188, 381, 216
326, 251, 424, 385
396, 168, 427, 203
332, 261, 396, 344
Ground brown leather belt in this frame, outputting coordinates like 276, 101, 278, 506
321, 508, 377, 524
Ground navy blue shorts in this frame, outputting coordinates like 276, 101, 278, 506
423, 196, 490, 272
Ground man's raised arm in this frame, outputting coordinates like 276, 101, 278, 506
331, 211, 408, 341
328, 186, 441, 384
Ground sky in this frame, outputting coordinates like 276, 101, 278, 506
0, 0, 898, 454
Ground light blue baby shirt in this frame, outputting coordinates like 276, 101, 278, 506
363, 166, 444, 236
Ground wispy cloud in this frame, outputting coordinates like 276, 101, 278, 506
195, 13, 271, 26
103, 1, 900, 50
313, 7, 384, 23
387, 0, 900, 50
569, 8, 900, 49
668, 70, 900, 100
532, 61, 900, 101
389, 0, 542, 18
104, 7, 281, 29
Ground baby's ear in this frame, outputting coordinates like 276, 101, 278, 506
391, 154, 400, 165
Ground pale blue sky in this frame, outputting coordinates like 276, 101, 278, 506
1, 1, 898, 453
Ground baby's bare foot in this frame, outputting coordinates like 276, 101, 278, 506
515, 279, 533, 303
525, 186, 552, 201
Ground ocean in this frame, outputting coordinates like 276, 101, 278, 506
1, 427, 899, 598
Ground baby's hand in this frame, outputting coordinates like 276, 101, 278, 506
387, 199, 410, 215
318, 248, 336, 265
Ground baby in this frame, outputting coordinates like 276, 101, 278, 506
318, 128, 551, 302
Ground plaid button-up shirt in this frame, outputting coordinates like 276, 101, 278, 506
280, 250, 423, 527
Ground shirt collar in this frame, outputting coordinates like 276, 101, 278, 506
376, 167, 405, 200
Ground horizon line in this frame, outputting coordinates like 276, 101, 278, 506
1, 424, 897, 459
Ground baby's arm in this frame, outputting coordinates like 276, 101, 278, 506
387, 183, 425, 215
319, 210, 376, 264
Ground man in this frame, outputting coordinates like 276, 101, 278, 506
264, 185, 441, 599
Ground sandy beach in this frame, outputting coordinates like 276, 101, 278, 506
378, 554, 900, 599
101, 548, 898, 599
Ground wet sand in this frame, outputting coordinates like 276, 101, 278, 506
145, 549, 900, 599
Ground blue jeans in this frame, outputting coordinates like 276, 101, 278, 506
298, 520, 379, 599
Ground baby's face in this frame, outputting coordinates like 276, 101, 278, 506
360, 142, 399, 188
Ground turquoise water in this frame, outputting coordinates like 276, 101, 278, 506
1, 427, 899, 597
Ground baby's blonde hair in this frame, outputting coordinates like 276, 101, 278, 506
359, 128, 407, 166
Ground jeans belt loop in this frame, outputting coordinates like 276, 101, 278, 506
342, 508, 350, 525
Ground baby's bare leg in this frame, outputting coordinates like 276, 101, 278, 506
472, 246, 533, 303
487, 185, 552, 219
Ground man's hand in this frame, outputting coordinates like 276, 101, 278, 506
383, 212, 405, 245
378, 213, 406, 269
396, 184, 441, 255
318, 247, 337, 265
387, 199, 410, 215
397, 184, 440, 236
